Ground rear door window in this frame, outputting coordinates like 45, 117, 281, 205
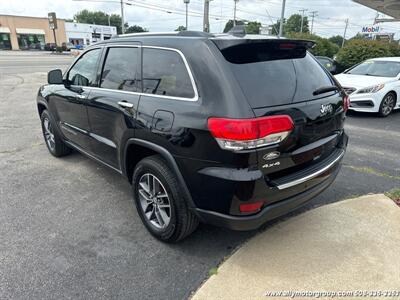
100, 47, 140, 92
142, 48, 195, 99
228, 53, 334, 108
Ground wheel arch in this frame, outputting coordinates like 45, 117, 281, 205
37, 101, 48, 117
122, 139, 197, 210
386, 90, 398, 105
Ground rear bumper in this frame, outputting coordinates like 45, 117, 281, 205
196, 165, 340, 231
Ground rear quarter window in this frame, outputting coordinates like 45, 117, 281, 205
142, 48, 195, 99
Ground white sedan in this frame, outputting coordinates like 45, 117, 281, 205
335, 57, 400, 117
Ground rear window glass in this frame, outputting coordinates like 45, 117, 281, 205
142, 48, 195, 99
229, 53, 334, 108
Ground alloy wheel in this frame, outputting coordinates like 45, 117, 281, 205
43, 117, 55, 151
138, 173, 171, 229
382, 94, 395, 116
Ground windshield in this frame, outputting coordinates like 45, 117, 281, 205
347, 60, 400, 77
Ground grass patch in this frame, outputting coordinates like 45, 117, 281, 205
385, 188, 400, 206
208, 267, 218, 277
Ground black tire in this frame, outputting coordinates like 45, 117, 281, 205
40, 110, 71, 157
378, 92, 396, 117
132, 155, 199, 242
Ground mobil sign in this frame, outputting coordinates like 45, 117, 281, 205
361, 26, 380, 33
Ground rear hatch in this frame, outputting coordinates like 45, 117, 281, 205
212, 37, 346, 181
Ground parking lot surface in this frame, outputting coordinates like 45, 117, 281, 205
0, 52, 399, 299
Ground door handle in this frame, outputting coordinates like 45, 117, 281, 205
118, 101, 134, 108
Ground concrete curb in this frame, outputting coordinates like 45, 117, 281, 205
192, 194, 400, 300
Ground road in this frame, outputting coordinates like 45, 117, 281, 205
0, 51, 73, 74
0, 51, 399, 299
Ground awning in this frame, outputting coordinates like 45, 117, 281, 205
0, 27, 10, 33
16, 28, 45, 35
353, 0, 400, 19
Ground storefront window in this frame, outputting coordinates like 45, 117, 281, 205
0, 33, 11, 50
17, 34, 45, 50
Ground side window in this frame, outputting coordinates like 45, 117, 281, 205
100, 47, 140, 92
67, 48, 101, 87
142, 48, 195, 99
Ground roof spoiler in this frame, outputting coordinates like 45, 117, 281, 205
211, 38, 316, 51
212, 39, 316, 64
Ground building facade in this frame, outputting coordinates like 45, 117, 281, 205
0, 14, 117, 50
0, 15, 67, 50
65, 22, 117, 47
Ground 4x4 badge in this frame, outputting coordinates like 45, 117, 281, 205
320, 104, 333, 116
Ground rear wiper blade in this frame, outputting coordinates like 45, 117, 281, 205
313, 86, 339, 96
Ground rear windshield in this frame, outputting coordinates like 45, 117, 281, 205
228, 53, 334, 108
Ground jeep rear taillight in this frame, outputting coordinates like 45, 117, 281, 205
207, 115, 294, 151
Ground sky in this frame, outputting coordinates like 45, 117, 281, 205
1, 0, 400, 38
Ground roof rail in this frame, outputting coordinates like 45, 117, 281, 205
112, 31, 214, 39
113, 32, 178, 38
177, 31, 215, 37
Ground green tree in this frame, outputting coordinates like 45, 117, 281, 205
175, 25, 187, 32
270, 20, 284, 35
245, 21, 261, 34
328, 35, 344, 47
285, 14, 309, 33
223, 19, 245, 33
74, 10, 126, 34
349, 33, 365, 41
125, 25, 148, 33
336, 39, 400, 69
287, 32, 339, 58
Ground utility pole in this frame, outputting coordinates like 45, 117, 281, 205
234, 0, 239, 26
184, 0, 190, 30
309, 11, 318, 34
203, 0, 210, 32
342, 18, 349, 48
299, 9, 307, 33
120, 0, 125, 34
278, 0, 286, 38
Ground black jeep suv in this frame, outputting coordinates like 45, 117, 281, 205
37, 31, 348, 242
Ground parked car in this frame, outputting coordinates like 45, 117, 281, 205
62, 42, 75, 51
37, 32, 348, 242
335, 57, 400, 117
316, 56, 338, 74
44, 43, 56, 51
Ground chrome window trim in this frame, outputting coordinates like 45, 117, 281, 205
98, 44, 199, 101
64, 44, 199, 101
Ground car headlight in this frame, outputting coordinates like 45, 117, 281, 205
357, 84, 385, 94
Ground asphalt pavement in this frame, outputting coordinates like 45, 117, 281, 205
0, 51, 399, 299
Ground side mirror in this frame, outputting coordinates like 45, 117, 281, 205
47, 69, 63, 84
